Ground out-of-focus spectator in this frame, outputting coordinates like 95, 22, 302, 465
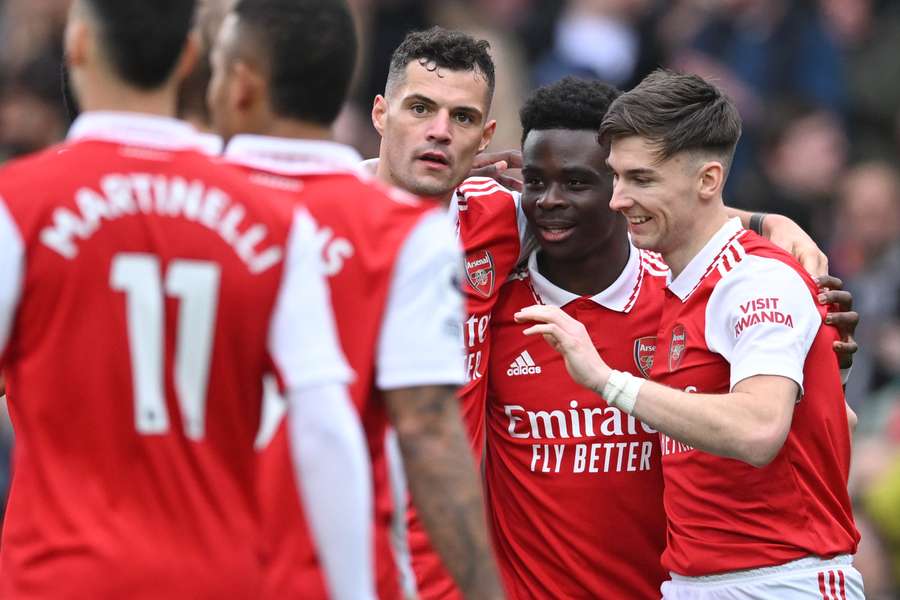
831, 161, 900, 407
732, 99, 848, 245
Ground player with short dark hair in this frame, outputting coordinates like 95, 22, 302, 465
0, 0, 373, 597
207, 3, 505, 599
518, 69, 863, 599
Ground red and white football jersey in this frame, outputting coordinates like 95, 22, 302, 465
406, 178, 525, 600
651, 218, 860, 576
223, 135, 466, 600
485, 247, 669, 599
0, 113, 351, 599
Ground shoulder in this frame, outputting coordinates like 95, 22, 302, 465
716, 234, 816, 297
0, 143, 76, 192
457, 177, 518, 207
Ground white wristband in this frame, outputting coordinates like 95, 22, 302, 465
840, 365, 852, 385
601, 370, 645, 415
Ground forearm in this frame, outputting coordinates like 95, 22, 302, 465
724, 206, 754, 228
628, 379, 790, 466
287, 383, 375, 600
386, 386, 503, 600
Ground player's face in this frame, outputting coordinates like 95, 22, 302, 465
607, 135, 700, 256
522, 129, 621, 262
373, 61, 496, 199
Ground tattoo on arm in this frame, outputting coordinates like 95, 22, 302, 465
385, 385, 503, 600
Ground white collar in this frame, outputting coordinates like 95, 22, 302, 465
67, 111, 201, 151
194, 132, 224, 156
527, 241, 643, 313
668, 217, 744, 301
224, 134, 363, 174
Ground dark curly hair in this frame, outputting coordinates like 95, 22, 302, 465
234, 0, 357, 126
83, 0, 196, 89
386, 26, 495, 101
520, 77, 621, 144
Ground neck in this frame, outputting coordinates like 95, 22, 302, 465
262, 118, 333, 142
76, 72, 178, 118
373, 143, 456, 207
664, 204, 730, 277
537, 225, 631, 297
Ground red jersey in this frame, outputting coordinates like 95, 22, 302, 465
223, 135, 466, 600
652, 218, 860, 576
0, 113, 350, 599
485, 247, 669, 599
407, 178, 524, 600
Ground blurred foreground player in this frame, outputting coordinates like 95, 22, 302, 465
0, 1, 373, 598
207, 3, 504, 599
518, 70, 863, 599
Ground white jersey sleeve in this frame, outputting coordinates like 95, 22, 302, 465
705, 255, 821, 393
376, 209, 466, 390
268, 208, 353, 390
0, 198, 24, 361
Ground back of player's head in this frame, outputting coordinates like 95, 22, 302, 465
386, 27, 495, 103
232, 0, 357, 126
520, 77, 621, 144
79, 0, 197, 89
600, 69, 742, 171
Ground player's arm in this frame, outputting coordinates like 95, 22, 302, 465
725, 207, 828, 276
269, 208, 375, 600
0, 199, 25, 389
377, 211, 504, 600
517, 260, 822, 468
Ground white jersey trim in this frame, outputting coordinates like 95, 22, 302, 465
268, 208, 354, 391
376, 210, 467, 389
225, 134, 363, 175
669, 218, 744, 301
705, 254, 821, 393
0, 197, 24, 359
66, 111, 204, 151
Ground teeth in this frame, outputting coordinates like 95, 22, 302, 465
629, 217, 650, 225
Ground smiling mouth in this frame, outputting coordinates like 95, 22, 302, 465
628, 216, 651, 225
536, 224, 576, 243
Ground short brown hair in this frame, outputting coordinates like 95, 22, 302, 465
600, 69, 742, 171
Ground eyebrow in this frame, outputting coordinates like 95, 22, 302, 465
605, 161, 657, 178
402, 93, 484, 121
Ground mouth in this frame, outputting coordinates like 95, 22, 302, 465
417, 151, 451, 170
627, 215, 652, 227
535, 223, 576, 243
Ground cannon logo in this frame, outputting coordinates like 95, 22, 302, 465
669, 325, 687, 372
632, 336, 656, 378
465, 249, 495, 298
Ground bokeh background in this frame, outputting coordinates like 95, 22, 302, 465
1, 0, 899, 596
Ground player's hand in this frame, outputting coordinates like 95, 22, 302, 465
762, 214, 828, 277
470, 150, 523, 192
514, 305, 610, 392
816, 275, 859, 369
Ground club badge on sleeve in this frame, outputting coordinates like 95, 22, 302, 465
465, 249, 495, 298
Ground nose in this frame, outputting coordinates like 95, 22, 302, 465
426, 109, 452, 145
537, 183, 567, 210
608, 182, 632, 212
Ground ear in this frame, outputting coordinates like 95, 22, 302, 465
697, 160, 726, 202
173, 30, 201, 83
371, 95, 387, 136
478, 118, 497, 153
64, 18, 90, 70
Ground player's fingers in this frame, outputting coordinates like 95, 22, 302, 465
833, 340, 859, 355
471, 149, 522, 170
497, 174, 523, 192
815, 274, 843, 292
515, 304, 566, 325
522, 323, 557, 338
825, 311, 860, 333
819, 290, 853, 311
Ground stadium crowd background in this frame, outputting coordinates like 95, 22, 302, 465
0, 0, 898, 596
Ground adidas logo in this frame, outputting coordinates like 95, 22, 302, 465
507, 350, 542, 376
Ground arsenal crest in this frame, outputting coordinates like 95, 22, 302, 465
668, 324, 687, 372
465, 250, 495, 298
632, 336, 656, 378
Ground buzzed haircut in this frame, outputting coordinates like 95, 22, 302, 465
82, 0, 197, 89
600, 69, 742, 171
386, 26, 495, 102
233, 0, 357, 126
520, 76, 621, 144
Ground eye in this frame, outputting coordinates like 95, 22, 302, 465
454, 112, 473, 125
411, 104, 428, 115
523, 175, 543, 187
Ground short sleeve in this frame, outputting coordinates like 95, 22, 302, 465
705, 256, 821, 392
268, 208, 353, 391
376, 210, 466, 390
0, 197, 24, 363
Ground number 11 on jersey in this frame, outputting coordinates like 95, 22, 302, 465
111, 253, 221, 439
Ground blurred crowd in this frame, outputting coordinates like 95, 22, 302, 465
2, 0, 899, 596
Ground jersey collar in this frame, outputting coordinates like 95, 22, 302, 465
224, 134, 363, 175
527, 241, 643, 313
667, 217, 744, 301
67, 111, 202, 151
